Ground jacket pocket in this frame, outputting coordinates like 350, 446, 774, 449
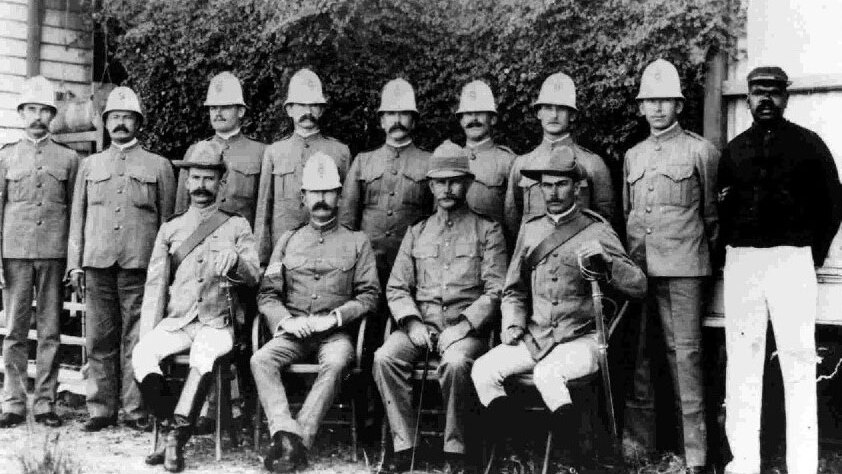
126, 167, 157, 211
656, 164, 697, 207
4, 167, 32, 202
226, 160, 261, 198
401, 166, 427, 206
43, 166, 69, 203
272, 158, 299, 202
362, 167, 385, 205
411, 244, 438, 285
324, 256, 356, 294
453, 241, 482, 282
85, 168, 111, 205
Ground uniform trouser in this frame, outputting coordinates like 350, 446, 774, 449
623, 277, 707, 467
373, 330, 487, 454
1, 258, 64, 416
472, 334, 598, 412
250, 331, 354, 449
84, 265, 146, 420
131, 320, 233, 417
723, 246, 817, 474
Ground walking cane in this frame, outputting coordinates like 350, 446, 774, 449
579, 254, 622, 460
409, 332, 436, 473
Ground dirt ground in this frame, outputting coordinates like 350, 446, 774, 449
3, 398, 842, 474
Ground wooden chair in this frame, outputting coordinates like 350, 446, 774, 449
251, 315, 369, 462
486, 300, 630, 474
151, 351, 239, 462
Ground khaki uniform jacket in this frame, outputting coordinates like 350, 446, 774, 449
254, 132, 351, 264
464, 139, 516, 238
623, 125, 720, 276
258, 220, 380, 335
339, 142, 433, 273
0, 137, 79, 259
503, 208, 646, 361
67, 142, 175, 271
387, 206, 507, 335
175, 133, 266, 227
138, 206, 261, 336
505, 136, 615, 234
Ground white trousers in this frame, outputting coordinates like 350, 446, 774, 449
724, 246, 818, 474
471, 334, 598, 412
132, 320, 233, 381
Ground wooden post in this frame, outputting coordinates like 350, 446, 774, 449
703, 49, 727, 149
26, 0, 42, 77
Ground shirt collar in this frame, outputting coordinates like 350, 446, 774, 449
547, 204, 577, 224
434, 203, 470, 226
386, 139, 413, 150
215, 128, 241, 141
24, 133, 50, 146
309, 216, 338, 233
651, 121, 681, 140
295, 129, 321, 139
543, 134, 571, 146
188, 203, 220, 221
466, 137, 493, 151
112, 138, 139, 151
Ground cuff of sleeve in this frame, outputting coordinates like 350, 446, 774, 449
334, 309, 342, 328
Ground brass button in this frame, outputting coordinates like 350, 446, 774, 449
318, 237, 324, 244
221, 198, 226, 202
646, 228, 652, 234
645, 206, 651, 213
36, 220, 42, 225
389, 191, 395, 196
446, 221, 453, 227
314, 274, 321, 280
198, 297, 203, 302
121, 156, 126, 161
391, 169, 398, 175
119, 172, 125, 177
442, 305, 448, 311
387, 210, 393, 216
552, 300, 559, 306
311, 294, 318, 299
115, 207, 121, 212
36, 202, 42, 207
36, 183, 42, 188
655, 144, 662, 151
303, 143, 310, 149
113, 225, 120, 230
36, 150, 42, 155
37, 166, 43, 170
198, 278, 204, 283
117, 189, 123, 194
385, 231, 392, 236
551, 277, 558, 282
197, 258, 204, 263
648, 185, 654, 191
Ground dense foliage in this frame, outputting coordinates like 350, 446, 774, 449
97, 0, 742, 161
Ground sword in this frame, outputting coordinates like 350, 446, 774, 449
580, 254, 622, 459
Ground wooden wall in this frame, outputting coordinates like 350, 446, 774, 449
0, 0, 93, 143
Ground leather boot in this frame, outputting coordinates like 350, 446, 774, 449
275, 431, 308, 472
483, 397, 520, 473
146, 418, 171, 465
164, 368, 214, 473
261, 431, 286, 471
138, 373, 174, 420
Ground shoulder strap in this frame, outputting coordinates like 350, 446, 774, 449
524, 213, 594, 269
172, 211, 232, 269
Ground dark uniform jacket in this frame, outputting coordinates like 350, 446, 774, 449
718, 119, 842, 266
175, 132, 266, 227
387, 206, 507, 335
503, 207, 646, 360
258, 220, 380, 335
623, 125, 720, 276
67, 142, 175, 270
139, 205, 261, 336
464, 139, 515, 234
254, 132, 351, 264
339, 142, 433, 274
505, 135, 615, 234
0, 137, 78, 259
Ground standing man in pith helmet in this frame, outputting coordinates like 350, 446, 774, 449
67, 86, 176, 432
339, 77, 433, 289
0, 76, 79, 429
622, 59, 720, 473
175, 71, 265, 226
456, 80, 516, 244
504, 72, 615, 235
254, 68, 351, 266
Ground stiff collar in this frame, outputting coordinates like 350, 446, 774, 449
309, 216, 338, 233
24, 133, 50, 146
546, 204, 578, 224
649, 122, 682, 142
111, 138, 139, 151
542, 134, 572, 148
188, 203, 220, 221
466, 138, 494, 152
385, 139, 413, 151
750, 118, 789, 135
433, 203, 470, 226
294, 129, 321, 140
215, 128, 242, 141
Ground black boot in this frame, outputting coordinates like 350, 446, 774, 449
275, 431, 308, 472
146, 418, 171, 466
164, 368, 214, 473
138, 372, 176, 420
261, 431, 286, 471
483, 397, 517, 473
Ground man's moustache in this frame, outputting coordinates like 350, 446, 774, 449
465, 121, 483, 129
388, 123, 408, 133
298, 114, 317, 123
190, 189, 214, 198
29, 121, 47, 129
112, 125, 130, 133
312, 202, 332, 211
